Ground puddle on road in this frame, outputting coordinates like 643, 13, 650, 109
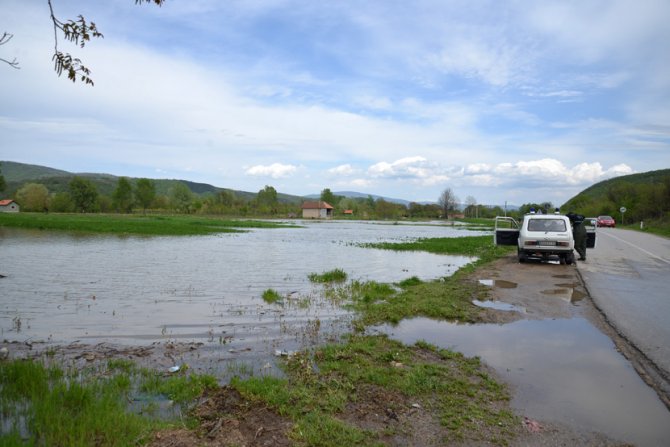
472, 300, 525, 313
478, 279, 518, 288
375, 317, 670, 447
540, 288, 587, 303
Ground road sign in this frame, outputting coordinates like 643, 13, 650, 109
620, 206, 627, 213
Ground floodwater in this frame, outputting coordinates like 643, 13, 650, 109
0, 220, 474, 351
376, 317, 670, 447
3, 220, 670, 445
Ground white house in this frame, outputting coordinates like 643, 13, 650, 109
301, 201, 334, 219
0, 199, 19, 213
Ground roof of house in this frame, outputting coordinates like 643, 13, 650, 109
301, 201, 334, 210
0, 199, 16, 206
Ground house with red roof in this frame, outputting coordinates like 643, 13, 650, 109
301, 201, 334, 219
0, 199, 20, 213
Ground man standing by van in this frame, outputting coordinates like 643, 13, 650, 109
567, 213, 587, 261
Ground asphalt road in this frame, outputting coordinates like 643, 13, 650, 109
577, 227, 670, 383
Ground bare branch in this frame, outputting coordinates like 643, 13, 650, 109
0, 32, 20, 69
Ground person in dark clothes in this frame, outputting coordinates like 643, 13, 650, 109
567, 212, 587, 261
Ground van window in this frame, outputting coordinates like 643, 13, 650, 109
528, 219, 566, 232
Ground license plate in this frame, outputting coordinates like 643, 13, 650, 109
538, 241, 556, 246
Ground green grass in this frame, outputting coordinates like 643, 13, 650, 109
360, 234, 504, 258
624, 218, 670, 238
350, 235, 514, 327
262, 288, 283, 304
308, 268, 348, 283
233, 335, 518, 445
0, 358, 217, 446
0, 212, 296, 236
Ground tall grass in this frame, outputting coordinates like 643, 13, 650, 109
0, 358, 217, 446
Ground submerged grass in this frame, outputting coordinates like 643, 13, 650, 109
262, 288, 283, 304
0, 358, 217, 446
0, 212, 296, 236
350, 236, 514, 327
308, 268, 348, 283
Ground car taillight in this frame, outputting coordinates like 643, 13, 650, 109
524, 241, 538, 246
556, 242, 569, 247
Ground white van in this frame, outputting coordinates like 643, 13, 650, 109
494, 214, 596, 264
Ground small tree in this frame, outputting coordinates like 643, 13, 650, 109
256, 185, 278, 214
170, 182, 193, 214
50, 192, 73, 212
16, 183, 49, 211
112, 177, 133, 213
69, 176, 98, 212
320, 188, 335, 204
437, 187, 459, 219
465, 195, 477, 218
135, 178, 156, 214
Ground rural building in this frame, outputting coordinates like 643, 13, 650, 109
343, 209, 354, 216
301, 201, 334, 219
0, 199, 20, 213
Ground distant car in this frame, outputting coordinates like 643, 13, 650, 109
597, 215, 616, 228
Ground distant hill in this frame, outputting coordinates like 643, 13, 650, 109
0, 161, 304, 204
1, 161, 70, 182
561, 169, 670, 221
305, 191, 416, 206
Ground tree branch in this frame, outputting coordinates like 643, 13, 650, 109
1, 1, 165, 83
0, 32, 20, 69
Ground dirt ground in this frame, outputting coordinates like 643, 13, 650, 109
1, 253, 644, 446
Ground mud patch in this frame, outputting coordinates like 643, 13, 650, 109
148, 387, 292, 447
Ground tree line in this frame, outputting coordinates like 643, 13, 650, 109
1, 164, 510, 221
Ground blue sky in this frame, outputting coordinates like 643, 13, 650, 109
2, 0, 669, 206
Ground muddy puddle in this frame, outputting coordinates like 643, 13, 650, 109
375, 316, 670, 446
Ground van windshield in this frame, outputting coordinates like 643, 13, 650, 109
528, 219, 566, 232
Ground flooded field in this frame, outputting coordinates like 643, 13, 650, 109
0, 220, 474, 363
3, 219, 670, 445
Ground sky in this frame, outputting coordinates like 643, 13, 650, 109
2, 0, 669, 206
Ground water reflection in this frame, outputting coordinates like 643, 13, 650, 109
377, 317, 670, 447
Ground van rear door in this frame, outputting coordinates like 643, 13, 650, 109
494, 216, 520, 246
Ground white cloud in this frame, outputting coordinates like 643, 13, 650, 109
245, 163, 297, 178
328, 164, 357, 176
464, 159, 633, 187
350, 178, 373, 188
368, 156, 429, 178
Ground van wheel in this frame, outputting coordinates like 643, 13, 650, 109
565, 252, 574, 265
518, 249, 527, 263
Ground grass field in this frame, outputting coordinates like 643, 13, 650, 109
0, 212, 296, 236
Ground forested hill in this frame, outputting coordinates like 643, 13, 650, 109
0, 161, 302, 204
561, 169, 670, 223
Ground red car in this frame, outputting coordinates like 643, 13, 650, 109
597, 215, 616, 228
